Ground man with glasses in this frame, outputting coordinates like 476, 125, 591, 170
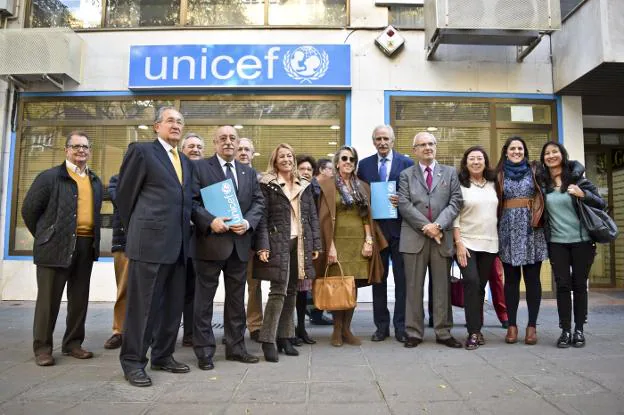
117, 107, 194, 387
398, 132, 463, 349
358, 125, 414, 343
179, 133, 205, 348
22, 131, 103, 366
191, 126, 265, 370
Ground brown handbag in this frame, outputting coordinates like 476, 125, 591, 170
313, 261, 356, 311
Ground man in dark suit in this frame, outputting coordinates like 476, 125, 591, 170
117, 107, 194, 387
358, 125, 414, 343
191, 126, 265, 370
398, 132, 463, 349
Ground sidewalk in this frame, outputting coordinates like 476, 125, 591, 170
1, 292, 624, 414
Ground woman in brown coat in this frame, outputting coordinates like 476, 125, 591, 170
315, 145, 387, 347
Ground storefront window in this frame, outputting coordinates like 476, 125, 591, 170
11, 95, 345, 256
268, 0, 347, 26
106, 0, 181, 28
29, 0, 103, 28
186, 0, 263, 26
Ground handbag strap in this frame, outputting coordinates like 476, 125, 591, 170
324, 261, 345, 279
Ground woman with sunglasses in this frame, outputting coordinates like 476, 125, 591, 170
453, 146, 499, 349
495, 136, 548, 345
253, 144, 321, 362
315, 146, 387, 347
539, 141, 604, 348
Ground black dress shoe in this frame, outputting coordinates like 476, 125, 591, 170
436, 337, 462, 348
249, 330, 261, 343
226, 352, 260, 364
557, 330, 572, 348
262, 343, 279, 363
296, 328, 316, 344
572, 330, 585, 348
197, 357, 214, 370
151, 357, 190, 373
395, 331, 408, 343
125, 369, 152, 387
404, 337, 422, 348
371, 331, 389, 342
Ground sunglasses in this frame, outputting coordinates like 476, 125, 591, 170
340, 155, 355, 163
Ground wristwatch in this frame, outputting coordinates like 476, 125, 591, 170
365, 237, 374, 246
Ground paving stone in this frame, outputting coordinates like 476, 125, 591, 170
63, 403, 148, 415
224, 403, 305, 415
233, 381, 306, 404
545, 391, 624, 415
158, 380, 239, 403
0, 401, 75, 415
379, 378, 463, 403
388, 400, 475, 415
469, 397, 566, 414
309, 381, 382, 403
307, 402, 391, 415
86, 380, 168, 402
310, 364, 373, 382
514, 373, 609, 396
13, 380, 105, 403
146, 403, 227, 415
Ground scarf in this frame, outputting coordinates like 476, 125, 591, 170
335, 174, 368, 217
503, 159, 530, 181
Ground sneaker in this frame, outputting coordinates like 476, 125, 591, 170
572, 330, 585, 348
557, 330, 571, 348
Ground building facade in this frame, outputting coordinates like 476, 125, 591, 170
0, 0, 622, 301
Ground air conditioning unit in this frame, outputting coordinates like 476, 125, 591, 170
0, 0, 16, 16
424, 0, 561, 59
0, 28, 84, 88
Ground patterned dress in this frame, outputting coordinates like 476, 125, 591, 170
330, 194, 370, 282
498, 172, 548, 266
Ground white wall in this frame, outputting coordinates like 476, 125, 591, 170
561, 96, 585, 164
1, 24, 563, 300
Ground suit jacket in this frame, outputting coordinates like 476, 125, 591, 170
357, 151, 414, 239
116, 140, 193, 264
398, 162, 463, 257
191, 154, 265, 262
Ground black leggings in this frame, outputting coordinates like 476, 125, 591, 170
549, 242, 595, 331
503, 262, 542, 327
296, 291, 307, 330
460, 250, 497, 335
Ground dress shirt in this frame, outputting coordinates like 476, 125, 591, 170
157, 137, 179, 167
419, 160, 437, 178
377, 150, 394, 182
65, 160, 88, 177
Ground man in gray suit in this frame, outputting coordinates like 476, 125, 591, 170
398, 132, 463, 349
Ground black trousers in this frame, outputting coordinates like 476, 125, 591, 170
183, 257, 196, 338
193, 249, 248, 360
549, 242, 595, 331
374, 236, 407, 334
33, 236, 94, 355
503, 261, 542, 327
459, 250, 497, 335
119, 251, 185, 373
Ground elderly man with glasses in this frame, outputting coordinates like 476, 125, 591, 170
22, 131, 104, 367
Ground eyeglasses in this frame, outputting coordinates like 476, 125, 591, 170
67, 144, 90, 151
340, 156, 356, 163
414, 142, 436, 149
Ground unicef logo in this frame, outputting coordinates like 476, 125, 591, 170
283, 46, 329, 84
222, 182, 233, 195
387, 182, 396, 193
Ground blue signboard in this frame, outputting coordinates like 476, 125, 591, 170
128, 44, 351, 89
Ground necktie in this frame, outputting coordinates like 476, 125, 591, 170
379, 158, 388, 182
425, 166, 432, 221
225, 162, 238, 193
170, 148, 183, 184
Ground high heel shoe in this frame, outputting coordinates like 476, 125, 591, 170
296, 327, 316, 345
505, 325, 518, 344
262, 342, 278, 363
276, 338, 299, 356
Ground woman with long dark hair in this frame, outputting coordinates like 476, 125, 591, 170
539, 141, 605, 348
453, 146, 499, 349
495, 136, 548, 345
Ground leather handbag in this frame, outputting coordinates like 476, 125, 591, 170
575, 198, 619, 243
313, 261, 356, 311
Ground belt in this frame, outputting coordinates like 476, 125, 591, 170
503, 198, 532, 209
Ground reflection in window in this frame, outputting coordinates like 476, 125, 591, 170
186, 0, 263, 26
106, 0, 180, 28
30, 0, 102, 28
269, 0, 347, 26
389, 5, 424, 29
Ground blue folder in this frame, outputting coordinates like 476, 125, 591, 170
371, 181, 398, 220
200, 179, 244, 225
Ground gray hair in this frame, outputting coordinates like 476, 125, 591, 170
238, 137, 255, 152
412, 132, 437, 147
154, 106, 184, 124
181, 132, 204, 148
371, 124, 395, 141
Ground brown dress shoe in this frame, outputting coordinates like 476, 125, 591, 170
104, 334, 122, 350
505, 326, 518, 344
35, 352, 55, 366
525, 326, 537, 345
63, 347, 94, 359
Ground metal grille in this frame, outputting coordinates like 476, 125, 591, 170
23, 100, 174, 122
180, 100, 341, 120
394, 101, 490, 122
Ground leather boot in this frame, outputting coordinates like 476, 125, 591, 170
341, 308, 361, 346
505, 325, 518, 344
331, 311, 344, 347
525, 326, 537, 345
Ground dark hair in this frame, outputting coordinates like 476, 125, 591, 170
316, 158, 332, 175
65, 130, 90, 147
539, 141, 572, 193
296, 154, 317, 171
458, 146, 496, 187
495, 135, 530, 173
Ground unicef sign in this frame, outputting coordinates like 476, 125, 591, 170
128, 44, 350, 89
